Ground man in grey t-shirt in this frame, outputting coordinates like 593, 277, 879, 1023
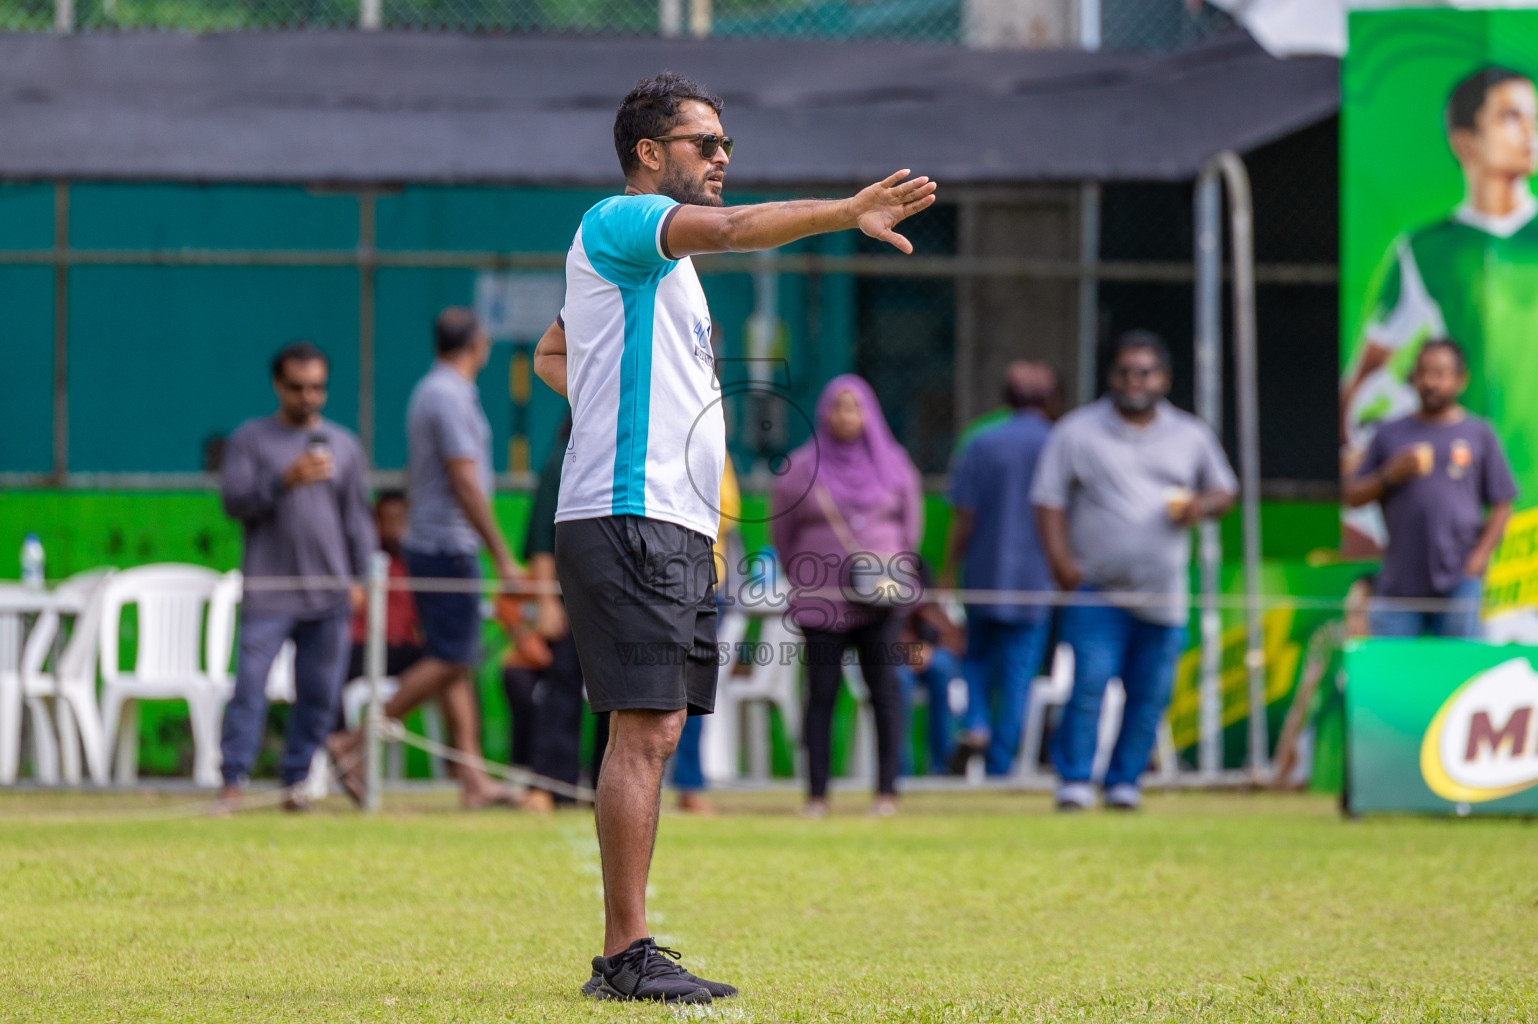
1032, 331, 1236, 811
330, 308, 521, 809
219, 342, 374, 812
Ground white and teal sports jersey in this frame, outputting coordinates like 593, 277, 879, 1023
554, 193, 726, 541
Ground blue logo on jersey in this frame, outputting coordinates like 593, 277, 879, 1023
691, 318, 714, 370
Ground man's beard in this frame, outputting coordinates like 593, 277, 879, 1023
659, 161, 723, 207
1418, 390, 1452, 413
1110, 389, 1160, 414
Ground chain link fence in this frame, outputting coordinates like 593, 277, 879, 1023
2, 0, 1232, 48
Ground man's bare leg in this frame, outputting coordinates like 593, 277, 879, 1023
596, 708, 685, 957
383, 657, 459, 719
438, 674, 510, 806
330, 657, 509, 805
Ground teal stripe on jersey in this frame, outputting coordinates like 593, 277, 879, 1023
612, 281, 657, 516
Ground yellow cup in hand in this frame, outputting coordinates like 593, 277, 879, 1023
1165, 486, 1195, 522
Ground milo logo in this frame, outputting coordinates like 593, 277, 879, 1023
1421, 657, 1538, 802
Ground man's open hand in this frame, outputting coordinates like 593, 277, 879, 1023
852, 170, 938, 254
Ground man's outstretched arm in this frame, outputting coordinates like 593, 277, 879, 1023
665, 170, 937, 258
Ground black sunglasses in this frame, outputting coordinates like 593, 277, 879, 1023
645, 132, 735, 159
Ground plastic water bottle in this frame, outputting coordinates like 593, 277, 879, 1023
20, 534, 45, 589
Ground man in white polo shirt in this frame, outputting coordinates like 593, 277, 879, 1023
533, 71, 936, 1004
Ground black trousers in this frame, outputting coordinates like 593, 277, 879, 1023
503, 632, 585, 804
801, 614, 905, 799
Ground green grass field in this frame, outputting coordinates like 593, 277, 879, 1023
0, 789, 1533, 1022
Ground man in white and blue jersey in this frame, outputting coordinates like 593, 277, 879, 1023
534, 71, 936, 1004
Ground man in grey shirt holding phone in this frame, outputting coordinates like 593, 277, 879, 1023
218, 341, 374, 812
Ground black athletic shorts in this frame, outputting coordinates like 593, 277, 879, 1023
554, 515, 718, 716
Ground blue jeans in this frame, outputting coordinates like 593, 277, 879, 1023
962, 617, 1050, 776
1369, 576, 1484, 639
1051, 595, 1184, 790
897, 646, 962, 776
671, 713, 706, 793
220, 608, 351, 786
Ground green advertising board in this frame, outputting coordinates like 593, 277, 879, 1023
1347, 639, 1538, 815
1342, 10, 1538, 618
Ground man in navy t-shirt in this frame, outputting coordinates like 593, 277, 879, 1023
946, 361, 1057, 776
1347, 338, 1517, 638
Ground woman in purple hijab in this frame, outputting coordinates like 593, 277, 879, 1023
771, 374, 923, 816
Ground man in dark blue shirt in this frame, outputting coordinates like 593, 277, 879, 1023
946, 361, 1057, 775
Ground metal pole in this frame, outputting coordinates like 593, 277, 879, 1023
359, 0, 381, 29
357, 190, 377, 464
747, 248, 780, 469
363, 550, 389, 812
1218, 152, 1269, 779
954, 196, 979, 438
1197, 151, 1268, 779
1076, 181, 1101, 406
51, 183, 69, 486
54, 0, 73, 31
1078, 0, 1100, 51
1193, 171, 1223, 780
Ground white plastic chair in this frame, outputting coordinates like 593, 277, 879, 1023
841, 656, 878, 786
99, 564, 226, 787
17, 571, 116, 786
1015, 642, 1076, 780
699, 608, 750, 783
0, 584, 61, 784
714, 611, 803, 782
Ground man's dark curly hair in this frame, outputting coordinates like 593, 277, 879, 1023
1447, 65, 1530, 132
614, 71, 724, 176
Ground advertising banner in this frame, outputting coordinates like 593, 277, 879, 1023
1346, 639, 1538, 815
1341, 10, 1538, 632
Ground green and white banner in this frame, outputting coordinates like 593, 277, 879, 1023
1346, 639, 1538, 815
1342, 10, 1538, 630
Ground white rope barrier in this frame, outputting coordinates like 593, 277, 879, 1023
0, 557, 1488, 808
376, 719, 595, 804
224, 571, 1470, 615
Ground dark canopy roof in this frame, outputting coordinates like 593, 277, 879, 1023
0, 30, 1338, 185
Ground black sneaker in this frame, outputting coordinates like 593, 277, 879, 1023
581, 962, 737, 999
588, 938, 712, 1003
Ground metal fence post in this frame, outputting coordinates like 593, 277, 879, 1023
359, 0, 381, 29
364, 550, 389, 811
1076, 181, 1101, 406
1193, 171, 1223, 780
54, 0, 73, 32
1195, 151, 1268, 781
1219, 153, 1269, 780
